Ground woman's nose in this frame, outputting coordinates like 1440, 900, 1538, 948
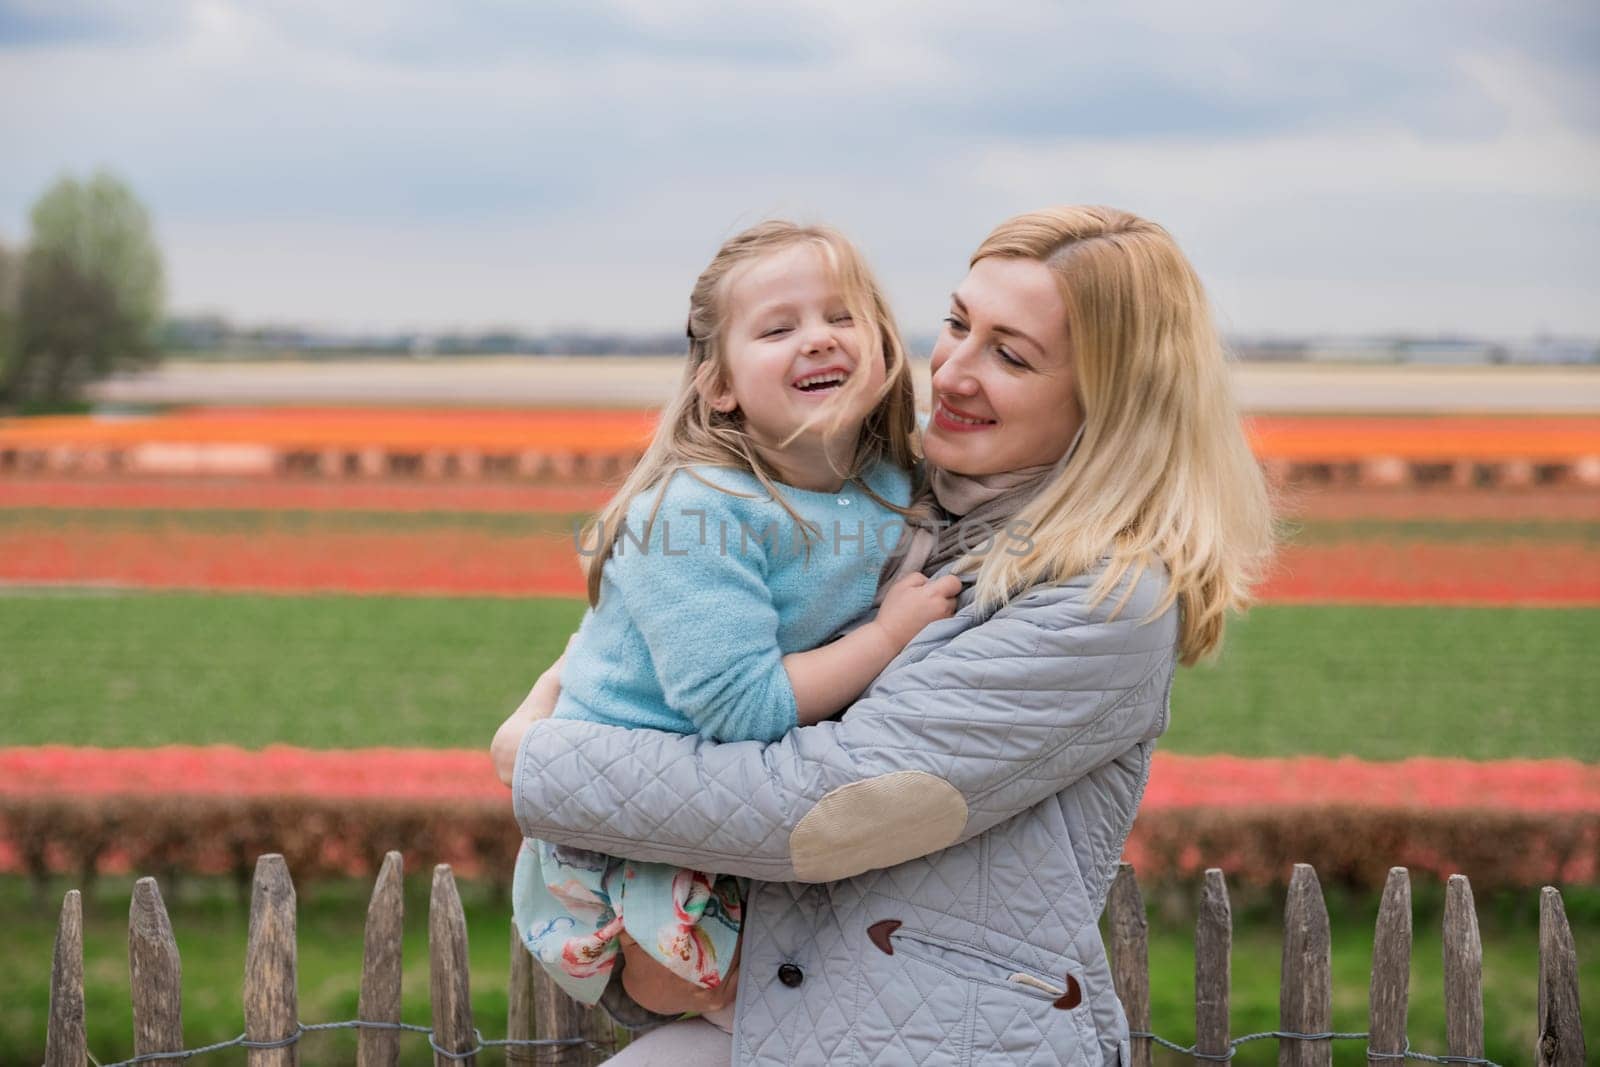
931, 341, 979, 394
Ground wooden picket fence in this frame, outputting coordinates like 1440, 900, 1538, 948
40, 854, 1586, 1066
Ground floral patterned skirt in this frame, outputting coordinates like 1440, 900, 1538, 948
512, 837, 746, 1007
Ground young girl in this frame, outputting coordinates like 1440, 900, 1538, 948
511, 221, 961, 1026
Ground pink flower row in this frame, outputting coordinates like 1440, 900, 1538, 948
2, 746, 1595, 813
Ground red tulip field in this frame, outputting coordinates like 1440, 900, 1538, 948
1, 406, 1595, 894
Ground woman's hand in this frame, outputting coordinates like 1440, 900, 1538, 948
492, 641, 570, 786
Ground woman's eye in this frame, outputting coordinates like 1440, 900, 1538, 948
998, 347, 1028, 369
942, 315, 968, 334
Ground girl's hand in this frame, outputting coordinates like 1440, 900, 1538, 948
491, 640, 572, 786
618, 932, 741, 1015
873, 572, 962, 649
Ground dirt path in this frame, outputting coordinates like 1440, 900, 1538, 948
85, 359, 1600, 413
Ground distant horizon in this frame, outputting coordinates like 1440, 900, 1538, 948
85, 351, 1600, 413
157, 314, 1600, 352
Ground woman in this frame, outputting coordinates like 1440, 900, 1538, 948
493, 206, 1274, 1065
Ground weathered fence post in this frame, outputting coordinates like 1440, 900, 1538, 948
1107, 863, 1152, 1067
45, 890, 86, 1067
508, 921, 538, 1066
1537, 886, 1585, 1067
1367, 867, 1411, 1066
244, 854, 299, 1066
1195, 868, 1231, 1066
1280, 864, 1332, 1067
1443, 874, 1484, 1062
430, 864, 477, 1066
130, 877, 183, 1066
531, 956, 614, 1065
41, 851, 1593, 1066
357, 851, 405, 1067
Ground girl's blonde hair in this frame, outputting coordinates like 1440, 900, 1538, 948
963, 206, 1275, 664
581, 220, 920, 605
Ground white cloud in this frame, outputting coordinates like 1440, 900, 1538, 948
1, 0, 1596, 335
974, 122, 1599, 206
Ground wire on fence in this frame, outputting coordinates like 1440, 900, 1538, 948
76, 1019, 1507, 1067
85, 1019, 615, 1067
1128, 1028, 1504, 1067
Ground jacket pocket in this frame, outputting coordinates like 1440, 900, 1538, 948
882, 925, 1077, 1006
864, 922, 1095, 1067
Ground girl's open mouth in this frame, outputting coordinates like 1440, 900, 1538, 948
792, 366, 851, 395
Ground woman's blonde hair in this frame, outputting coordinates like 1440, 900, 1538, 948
580, 220, 920, 605
963, 206, 1275, 664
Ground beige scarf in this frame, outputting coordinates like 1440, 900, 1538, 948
873, 425, 1082, 606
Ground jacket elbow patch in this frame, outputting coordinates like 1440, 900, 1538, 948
789, 771, 968, 881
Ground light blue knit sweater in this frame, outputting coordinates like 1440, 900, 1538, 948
552, 458, 912, 743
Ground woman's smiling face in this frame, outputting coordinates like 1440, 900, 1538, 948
922, 256, 1083, 476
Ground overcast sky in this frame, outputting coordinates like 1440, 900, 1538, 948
2, 0, 1597, 339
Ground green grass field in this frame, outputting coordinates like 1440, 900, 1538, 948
3, 873, 1592, 1066
1, 591, 1594, 759
3, 589, 1595, 1062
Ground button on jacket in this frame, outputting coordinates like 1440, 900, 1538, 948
515, 556, 1178, 1066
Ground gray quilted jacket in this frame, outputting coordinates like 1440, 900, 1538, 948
513, 556, 1178, 1066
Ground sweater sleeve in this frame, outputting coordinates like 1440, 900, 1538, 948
513, 561, 1177, 882
603, 475, 799, 743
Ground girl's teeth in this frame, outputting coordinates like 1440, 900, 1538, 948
796, 373, 846, 390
